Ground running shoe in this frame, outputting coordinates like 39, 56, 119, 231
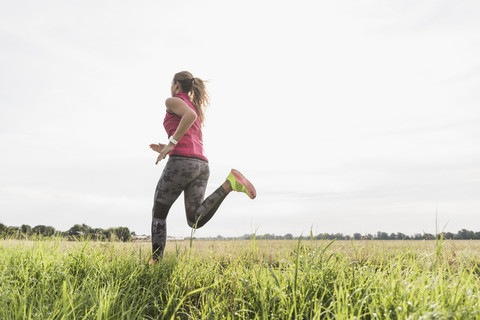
226, 169, 256, 199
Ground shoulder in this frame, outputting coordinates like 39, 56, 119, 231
165, 97, 187, 111
165, 96, 196, 117
165, 97, 185, 106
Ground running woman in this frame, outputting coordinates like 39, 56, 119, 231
149, 71, 256, 261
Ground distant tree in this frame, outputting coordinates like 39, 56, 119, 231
90, 228, 105, 240
396, 232, 407, 240
0, 223, 6, 237
424, 233, 435, 240
456, 229, 475, 240
67, 224, 83, 236
32, 225, 55, 237
103, 229, 112, 240
20, 224, 32, 235
376, 232, 389, 240
284, 233, 293, 240
353, 233, 362, 240
67, 224, 94, 238
333, 233, 345, 240
315, 233, 343, 240
7, 226, 20, 237
31, 225, 42, 236
444, 232, 454, 239
113, 227, 131, 242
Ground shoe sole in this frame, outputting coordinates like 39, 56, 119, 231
231, 169, 256, 199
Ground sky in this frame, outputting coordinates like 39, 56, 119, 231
1, 0, 479, 238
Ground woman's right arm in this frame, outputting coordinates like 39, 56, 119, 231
165, 97, 197, 142
155, 97, 197, 164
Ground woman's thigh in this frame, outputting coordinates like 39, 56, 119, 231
183, 161, 210, 223
154, 156, 208, 207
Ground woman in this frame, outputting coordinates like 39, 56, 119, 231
149, 71, 256, 261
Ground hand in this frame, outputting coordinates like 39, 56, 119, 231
155, 143, 174, 164
150, 143, 166, 154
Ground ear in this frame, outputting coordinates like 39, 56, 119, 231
174, 81, 181, 93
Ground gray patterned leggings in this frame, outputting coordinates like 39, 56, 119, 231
151, 156, 228, 259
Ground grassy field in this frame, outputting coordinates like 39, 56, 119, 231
1, 238, 480, 319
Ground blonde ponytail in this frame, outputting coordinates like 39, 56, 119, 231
173, 71, 209, 125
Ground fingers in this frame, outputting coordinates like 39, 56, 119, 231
153, 143, 171, 165
150, 143, 166, 148
155, 152, 167, 165
150, 143, 168, 154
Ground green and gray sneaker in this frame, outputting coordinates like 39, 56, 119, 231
226, 169, 256, 199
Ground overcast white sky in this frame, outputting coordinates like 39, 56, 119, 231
1, 0, 479, 238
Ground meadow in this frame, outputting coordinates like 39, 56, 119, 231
1, 238, 480, 319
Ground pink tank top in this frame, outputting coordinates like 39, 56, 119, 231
163, 93, 208, 161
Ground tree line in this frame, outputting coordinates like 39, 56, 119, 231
2, 222, 480, 241
227, 229, 480, 240
0, 223, 132, 242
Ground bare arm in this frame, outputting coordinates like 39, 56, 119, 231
153, 97, 197, 164
165, 97, 197, 142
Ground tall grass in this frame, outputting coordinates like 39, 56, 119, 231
1, 238, 480, 319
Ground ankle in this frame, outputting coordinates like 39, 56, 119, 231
222, 180, 233, 193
